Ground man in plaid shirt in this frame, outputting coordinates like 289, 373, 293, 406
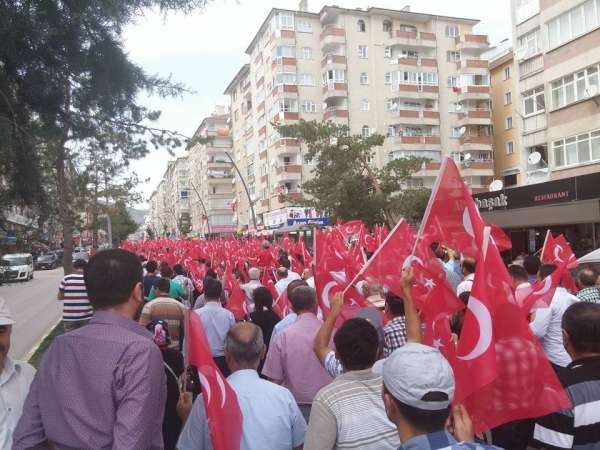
576, 267, 600, 303
383, 291, 407, 357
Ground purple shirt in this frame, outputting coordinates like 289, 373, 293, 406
262, 312, 332, 404
13, 311, 166, 450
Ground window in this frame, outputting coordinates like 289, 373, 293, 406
522, 86, 545, 116
246, 162, 255, 177
506, 141, 514, 155
324, 69, 346, 83
400, 71, 438, 85
383, 20, 392, 32
505, 91, 512, 105
445, 25, 459, 37
503, 66, 511, 80
360, 72, 369, 85
517, 28, 541, 59
361, 126, 371, 137
357, 19, 366, 32
460, 73, 490, 86
447, 76, 459, 87
384, 46, 392, 58
387, 126, 396, 137
554, 129, 600, 167
274, 72, 296, 86
551, 63, 600, 109
299, 47, 312, 59
448, 102, 461, 112
297, 20, 312, 33
301, 100, 317, 113
385, 98, 398, 111
547, 1, 600, 49
278, 12, 294, 30
450, 127, 463, 138
505, 116, 513, 129
447, 51, 460, 62
279, 98, 298, 112
360, 99, 370, 111
384, 72, 393, 85
401, 49, 419, 58
399, 24, 417, 33
180, 190, 189, 199
298, 73, 315, 86
272, 45, 296, 58
358, 46, 368, 58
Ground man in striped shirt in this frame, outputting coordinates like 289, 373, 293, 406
57, 259, 92, 332
532, 301, 600, 450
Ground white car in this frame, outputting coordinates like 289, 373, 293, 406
1, 253, 35, 281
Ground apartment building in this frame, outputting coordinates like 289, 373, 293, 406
490, 48, 522, 187
188, 107, 236, 236
225, 4, 493, 231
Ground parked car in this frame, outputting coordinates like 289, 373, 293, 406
0, 259, 8, 285
72, 248, 90, 262
35, 253, 59, 270
1, 253, 34, 281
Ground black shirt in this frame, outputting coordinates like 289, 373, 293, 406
143, 274, 160, 297
162, 348, 184, 450
249, 309, 281, 346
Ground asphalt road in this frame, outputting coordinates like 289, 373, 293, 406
1, 267, 63, 360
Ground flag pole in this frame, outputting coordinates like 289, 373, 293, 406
540, 229, 551, 259
342, 218, 406, 294
482, 226, 492, 261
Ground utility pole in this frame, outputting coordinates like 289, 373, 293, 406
189, 180, 212, 235
224, 150, 257, 231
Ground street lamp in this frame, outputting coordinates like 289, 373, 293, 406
189, 180, 212, 235
223, 150, 257, 231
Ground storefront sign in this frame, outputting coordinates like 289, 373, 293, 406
264, 207, 329, 229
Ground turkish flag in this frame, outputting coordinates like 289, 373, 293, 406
222, 263, 247, 320
453, 233, 571, 434
489, 223, 512, 252
542, 233, 578, 269
261, 267, 279, 301
515, 263, 566, 313
187, 313, 242, 450
336, 219, 367, 241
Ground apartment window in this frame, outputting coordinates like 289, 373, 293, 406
450, 127, 463, 138
506, 141, 514, 155
299, 47, 312, 59
447, 51, 460, 62
385, 98, 398, 111
445, 25, 459, 37
246, 162, 255, 177
360, 99, 370, 111
504, 91, 512, 105
447, 76, 459, 87
279, 98, 298, 112
460, 73, 490, 86
522, 86, 545, 116
384, 46, 392, 58
273, 45, 296, 58
278, 12, 295, 30
301, 100, 317, 113
401, 71, 438, 85
324, 69, 346, 84
274, 72, 297, 86
180, 190, 189, 199
399, 24, 417, 33
387, 126, 396, 137
357, 19, 366, 32
547, 1, 600, 49
505, 116, 513, 129
448, 102, 461, 112
298, 73, 315, 86
503, 66, 511, 80
517, 28, 541, 59
358, 46, 368, 59
383, 20, 392, 32
553, 128, 600, 167
361, 126, 371, 137
551, 63, 600, 109
297, 20, 312, 33
384, 72, 393, 85
360, 72, 369, 85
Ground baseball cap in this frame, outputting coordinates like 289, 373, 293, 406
0, 296, 15, 326
377, 343, 455, 411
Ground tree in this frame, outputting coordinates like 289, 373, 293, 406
276, 120, 429, 227
99, 201, 139, 246
0, 0, 210, 272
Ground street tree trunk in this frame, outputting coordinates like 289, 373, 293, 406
56, 147, 73, 274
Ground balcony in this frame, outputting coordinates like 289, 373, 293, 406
272, 111, 299, 123
321, 54, 347, 68
322, 82, 348, 100
388, 30, 436, 49
389, 57, 437, 70
207, 158, 231, 169
320, 27, 345, 49
271, 84, 298, 97
456, 109, 491, 126
389, 108, 439, 126
272, 138, 301, 154
323, 107, 349, 121
457, 59, 489, 75
272, 57, 297, 70
275, 164, 302, 182
392, 135, 441, 150
392, 83, 439, 100
208, 200, 234, 212
455, 34, 489, 54
207, 173, 234, 184
456, 86, 490, 101
459, 135, 493, 151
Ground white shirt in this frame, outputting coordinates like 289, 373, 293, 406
0, 357, 36, 449
194, 301, 235, 357
287, 271, 301, 281
305, 277, 315, 289
530, 287, 579, 367
456, 273, 475, 296
275, 277, 293, 296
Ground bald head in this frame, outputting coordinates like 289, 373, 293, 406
225, 322, 265, 369
578, 267, 599, 288
248, 267, 260, 281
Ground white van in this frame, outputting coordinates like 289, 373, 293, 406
1, 253, 34, 281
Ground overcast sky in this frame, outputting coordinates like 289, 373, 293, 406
124, 0, 512, 208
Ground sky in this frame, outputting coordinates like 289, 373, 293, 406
124, 0, 512, 207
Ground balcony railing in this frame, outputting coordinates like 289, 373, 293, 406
321, 54, 346, 66
324, 107, 349, 120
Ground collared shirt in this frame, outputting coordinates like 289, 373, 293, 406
456, 273, 474, 296
275, 277, 293, 295
262, 312, 332, 405
530, 287, 579, 367
399, 431, 501, 450
576, 286, 600, 303
13, 311, 166, 450
323, 350, 343, 378
194, 301, 235, 357
304, 368, 399, 450
139, 296, 187, 349
384, 316, 408, 357
0, 357, 35, 449
532, 356, 600, 450
287, 271, 302, 281
176, 399, 213, 450
272, 312, 298, 338
148, 280, 186, 302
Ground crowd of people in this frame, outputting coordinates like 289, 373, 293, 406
1, 237, 600, 450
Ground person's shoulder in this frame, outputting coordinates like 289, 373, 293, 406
15, 359, 36, 379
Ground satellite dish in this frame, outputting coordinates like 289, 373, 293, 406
459, 126, 467, 136
489, 179, 504, 192
528, 151, 542, 165
456, 103, 463, 111
463, 152, 472, 162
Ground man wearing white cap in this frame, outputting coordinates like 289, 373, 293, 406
0, 296, 36, 448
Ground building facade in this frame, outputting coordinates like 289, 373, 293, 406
225, 5, 493, 232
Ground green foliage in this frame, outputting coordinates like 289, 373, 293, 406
145, 226, 155, 240
276, 120, 429, 226
99, 201, 139, 245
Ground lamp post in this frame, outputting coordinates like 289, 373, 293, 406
189, 180, 212, 235
223, 150, 257, 231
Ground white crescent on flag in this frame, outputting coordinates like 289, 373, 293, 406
215, 371, 227, 409
462, 208, 475, 238
554, 245, 564, 263
198, 371, 212, 405
457, 297, 492, 361
322, 281, 337, 309
533, 275, 553, 296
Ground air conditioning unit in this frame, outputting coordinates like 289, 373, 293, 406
390, 58, 399, 65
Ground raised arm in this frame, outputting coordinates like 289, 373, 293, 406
314, 292, 343, 363
400, 267, 422, 343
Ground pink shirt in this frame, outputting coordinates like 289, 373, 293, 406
262, 312, 332, 404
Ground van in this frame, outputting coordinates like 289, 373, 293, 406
1, 253, 35, 281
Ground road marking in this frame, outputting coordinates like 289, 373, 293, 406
24, 318, 61, 362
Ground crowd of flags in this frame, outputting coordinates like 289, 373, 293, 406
121, 156, 581, 448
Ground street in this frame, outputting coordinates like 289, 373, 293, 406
1, 267, 63, 360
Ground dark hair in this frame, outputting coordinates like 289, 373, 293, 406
458, 291, 470, 306
206, 268, 218, 279
253, 286, 273, 311
508, 264, 528, 283
277, 267, 288, 279
562, 302, 600, 354
461, 258, 476, 275
386, 387, 450, 433
385, 291, 405, 317
578, 267, 599, 288
289, 285, 316, 312
160, 266, 173, 279
84, 249, 142, 309
539, 263, 557, 280
154, 277, 170, 294
73, 259, 87, 270
203, 277, 222, 301
279, 256, 291, 270
173, 264, 185, 276
334, 318, 378, 370
523, 255, 541, 276
146, 260, 158, 273
287, 279, 308, 299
